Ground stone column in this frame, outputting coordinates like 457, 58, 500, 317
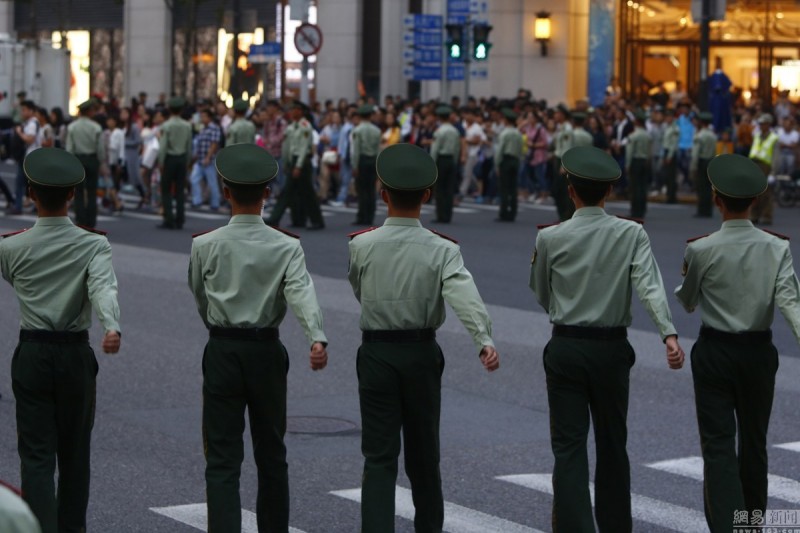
123, 0, 172, 102
0, 1, 14, 37
379, 0, 405, 100
316, 0, 362, 103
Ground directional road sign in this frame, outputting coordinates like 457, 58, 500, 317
248, 42, 281, 64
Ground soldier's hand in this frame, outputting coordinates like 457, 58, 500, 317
664, 335, 684, 370
292, 168, 301, 179
102, 330, 121, 354
310, 342, 327, 371
479, 345, 500, 372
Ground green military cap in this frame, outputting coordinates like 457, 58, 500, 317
757, 113, 774, 125
435, 105, 453, 117
77, 99, 95, 112
376, 143, 437, 190
555, 104, 571, 117
501, 107, 518, 121
707, 154, 767, 198
291, 100, 308, 111
168, 96, 186, 109
697, 111, 713, 123
562, 145, 621, 182
215, 144, 278, 185
233, 99, 249, 112
357, 104, 374, 116
23, 147, 85, 187
571, 111, 587, 121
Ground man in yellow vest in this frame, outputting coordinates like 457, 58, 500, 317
749, 113, 779, 225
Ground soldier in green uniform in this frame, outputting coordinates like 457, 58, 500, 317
690, 112, 717, 218
157, 96, 193, 229
661, 109, 680, 204
226, 99, 256, 145
351, 105, 381, 226
348, 143, 499, 532
552, 106, 574, 221
189, 143, 328, 533
530, 146, 684, 533
430, 105, 461, 223
65, 99, 104, 228
625, 111, 653, 219
571, 112, 594, 148
495, 108, 523, 222
0, 148, 121, 533
265, 101, 325, 230
675, 153, 800, 533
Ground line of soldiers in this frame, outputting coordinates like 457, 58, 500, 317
1, 141, 799, 533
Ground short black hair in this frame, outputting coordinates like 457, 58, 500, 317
567, 176, 611, 206
715, 191, 754, 213
21, 100, 36, 111
223, 180, 267, 206
384, 186, 429, 210
29, 183, 72, 211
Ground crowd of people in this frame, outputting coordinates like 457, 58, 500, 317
2, 86, 799, 227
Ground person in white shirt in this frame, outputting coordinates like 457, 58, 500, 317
459, 108, 487, 198
106, 114, 126, 213
776, 116, 799, 176
10, 100, 40, 214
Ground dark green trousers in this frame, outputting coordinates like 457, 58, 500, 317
629, 158, 649, 219
696, 158, 712, 217
203, 338, 290, 533
434, 156, 455, 223
498, 156, 519, 221
356, 156, 377, 225
75, 155, 100, 228
662, 155, 678, 203
358, 340, 444, 533
11, 339, 97, 533
267, 159, 324, 228
691, 335, 778, 533
544, 337, 634, 533
162, 154, 188, 227
552, 158, 575, 222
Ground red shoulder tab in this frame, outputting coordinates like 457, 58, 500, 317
428, 228, 458, 244
762, 229, 790, 241
1, 228, 27, 239
616, 215, 644, 225
77, 225, 107, 236
536, 222, 560, 230
686, 234, 709, 243
271, 226, 300, 239
348, 227, 378, 240
192, 229, 213, 239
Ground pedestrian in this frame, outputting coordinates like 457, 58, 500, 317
330, 105, 356, 208
661, 109, 680, 203
749, 113, 779, 226
625, 111, 652, 219
776, 116, 799, 176
676, 103, 695, 186
189, 143, 328, 533
65, 99, 104, 227
262, 100, 288, 197
348, 143, 499, 532
156, 96, 192, 230
318, 110, 342, 204
529, 145, 684, 533
690, 112, 717, 218
10, 100, 40, 215
351, 104, 381, 226
189, 108, 222, 211
495, 108, 523, 222
552, 105, 575, 221
0, 148, 121, 533
265, 101, 325, 230
460, 108, 487, 200
105, 113, 125, 214
430, 105, 461, 223
674, 153, 800, 533
226, 99, 256, 145
120, 107, 147, 209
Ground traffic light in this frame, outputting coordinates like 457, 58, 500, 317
472, 24, 493, 61
445, 24, 464, 60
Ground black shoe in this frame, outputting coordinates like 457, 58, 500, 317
156, 222, 175, 230
308, 224, 325, 230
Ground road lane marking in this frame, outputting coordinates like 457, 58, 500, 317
496, 473, 707, 533
646, 456, 800, 505
150, 503, 307, 533
330, 486, 542, 533
775, 441, 800, 453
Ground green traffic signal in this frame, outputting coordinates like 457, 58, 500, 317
449, 42, 462, 59
474, 43, 487, 60
472, 24, 493, 61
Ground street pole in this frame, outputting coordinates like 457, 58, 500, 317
300, 2, 310, 104
463, 16, 470, 105
698, 0, 710, 110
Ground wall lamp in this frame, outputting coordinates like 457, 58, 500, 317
534, 11, 552, 57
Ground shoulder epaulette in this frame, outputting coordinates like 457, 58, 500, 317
686, 234, 709, 243
78, 225, 107, 236
271, 226, 300, 239
192, 229, 214, 239
616, 215, 644, 225
536, 222, 560, 230
1, 228, 27, 239
762, 229, 790, 241
348, 227, 378, 240
428, 228, 458, 244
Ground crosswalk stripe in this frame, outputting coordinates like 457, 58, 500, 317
496, 473, 707, 533
330, 486, 543, 533
149, 503, 307, 533
646, 456, 800, 505
775, 441, 800, 453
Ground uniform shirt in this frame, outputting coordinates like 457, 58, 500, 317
0, 484, 40, 533
554, 122, 574, 158
572, 127, 593, 148
530, 207, 677, 339
430, 122, 461, 161
625, 126, 652, 167
690, 128, 717, 171
348, 217, 494, 349
351, 121, 381, 163
675, 220, 800, 341
496, 126, 523, 162
189, 215, 327, 345
282, 118, 313, 169
0, 217, 120, 333
662, 122, 680, 160
158, 116, 193, 164
226, 117, 257, 145
66, 116, 104, 158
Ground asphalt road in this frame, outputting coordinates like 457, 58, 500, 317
1, 190, 799, 533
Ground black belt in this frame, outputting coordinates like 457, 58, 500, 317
699, 325, 772, 344
552, 325, 628, 340
19, 330, 89, 343
362, 328, 436, 343
209, 327, 280, 341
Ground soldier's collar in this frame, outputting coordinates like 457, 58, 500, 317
384, 217, 422, 227
721, 219, 754, 229
34, 216, 73, 227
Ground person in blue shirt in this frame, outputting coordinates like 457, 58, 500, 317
676, 103, 696, 188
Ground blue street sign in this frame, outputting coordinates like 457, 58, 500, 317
447, 0, 470, 24
403, 31, 442, 47
403, 65, 442, 81
447, 64, 465, 81
403, 13, 444, 81
249, 42, 281, 56
403, 48, 443, 63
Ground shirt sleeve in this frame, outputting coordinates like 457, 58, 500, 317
66, 126, 74, 153
87, 241, 121, 333
295, 126, 310, 169
774, 244, 800, 344
630, 227, 677, 339
188, 244, 209, 328
347, 241, 362, 302
441, 247, 494, 349
158, 123, 168, 165
351, 129, 361, 165
674, 244, 701, 313
529, 232, 550, 312
283, 243, 327, 345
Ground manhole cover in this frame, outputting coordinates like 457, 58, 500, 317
287, 416, 360, 435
